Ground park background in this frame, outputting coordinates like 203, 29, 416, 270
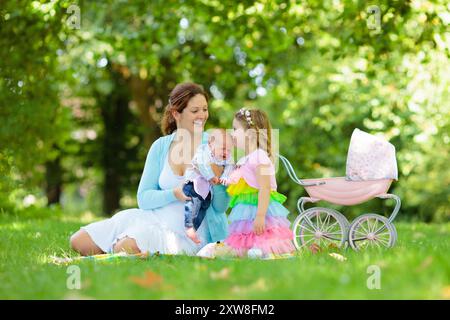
0, 0, 448, 299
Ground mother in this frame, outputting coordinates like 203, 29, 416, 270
70, 82, 229, 256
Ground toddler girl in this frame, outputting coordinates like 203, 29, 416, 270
223, 108, 295, 257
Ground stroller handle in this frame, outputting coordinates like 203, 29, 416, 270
277, 154, 326, 187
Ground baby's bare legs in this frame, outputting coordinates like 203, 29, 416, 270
186, 227, 201, 244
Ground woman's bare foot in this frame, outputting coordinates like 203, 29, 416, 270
186, 227, 201, 244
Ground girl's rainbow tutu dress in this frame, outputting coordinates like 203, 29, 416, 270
224, 149, 295, 257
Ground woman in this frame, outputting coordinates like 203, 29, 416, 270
70, 82, 229, 256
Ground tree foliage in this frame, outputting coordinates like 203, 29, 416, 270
1, 0, 448, 220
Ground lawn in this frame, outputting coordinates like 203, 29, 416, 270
0, 212, 449, 300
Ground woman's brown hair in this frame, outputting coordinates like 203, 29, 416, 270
234, 108, 273, 159
161, 82, 209, 135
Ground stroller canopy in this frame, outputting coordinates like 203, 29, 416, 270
346, 128, 398, 181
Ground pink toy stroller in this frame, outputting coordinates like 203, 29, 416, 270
279, 129, 401, 251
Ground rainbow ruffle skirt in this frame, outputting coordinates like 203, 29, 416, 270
224, 179, 295, 256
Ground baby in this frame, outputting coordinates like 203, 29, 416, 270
183, 129, 235, 244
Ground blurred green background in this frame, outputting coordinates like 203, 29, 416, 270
0, 0, 448, 222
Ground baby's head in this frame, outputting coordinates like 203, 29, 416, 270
208, 129, 233, 160
232, 108, 272, 157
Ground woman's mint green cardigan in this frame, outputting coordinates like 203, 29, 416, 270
136, 131, 229, 242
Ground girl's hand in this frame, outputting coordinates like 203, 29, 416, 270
253, 215, 266, 235
173, 185, 192, 202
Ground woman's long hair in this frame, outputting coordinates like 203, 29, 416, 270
161, 82, 209, 135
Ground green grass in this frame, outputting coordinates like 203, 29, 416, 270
0, 213, 449, 299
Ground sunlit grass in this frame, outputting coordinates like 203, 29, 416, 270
0, 214, 448, 299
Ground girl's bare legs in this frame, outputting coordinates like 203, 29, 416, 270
70, 229, 104, 256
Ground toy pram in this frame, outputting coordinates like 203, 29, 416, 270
278, 129, 401, 251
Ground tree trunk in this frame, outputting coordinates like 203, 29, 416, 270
100, 69, 130, 215
99, 62, 176, 215
45, 150, 62, 206
114, 61, 176, 150
129, 75, 162, 149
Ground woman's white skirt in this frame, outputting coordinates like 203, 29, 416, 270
81, 202, 208, 255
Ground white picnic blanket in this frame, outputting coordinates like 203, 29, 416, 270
346, 128, 398, 181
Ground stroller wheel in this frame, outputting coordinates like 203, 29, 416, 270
293, 207, 349, 251
348, 214, 397, 251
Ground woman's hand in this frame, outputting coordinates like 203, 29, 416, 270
209, 176, 220, 185
210, 163, 224, 177
173, 185, 191, 202
253, 215, 266, 235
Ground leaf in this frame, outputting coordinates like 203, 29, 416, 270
327, 243, 339, 250
441, 286, 450, 299
195, 264, 208, 272
329, 253, 347, 262
308, 243, 322, 254
129, 271, 164, 288
413, 232, 425, 239
415, 256, 433, 272
210, 267, 230, 280
231, 278, 268, 295
250, 278, 267, 291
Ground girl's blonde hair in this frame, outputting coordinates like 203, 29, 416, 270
234, 108, 273, 159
